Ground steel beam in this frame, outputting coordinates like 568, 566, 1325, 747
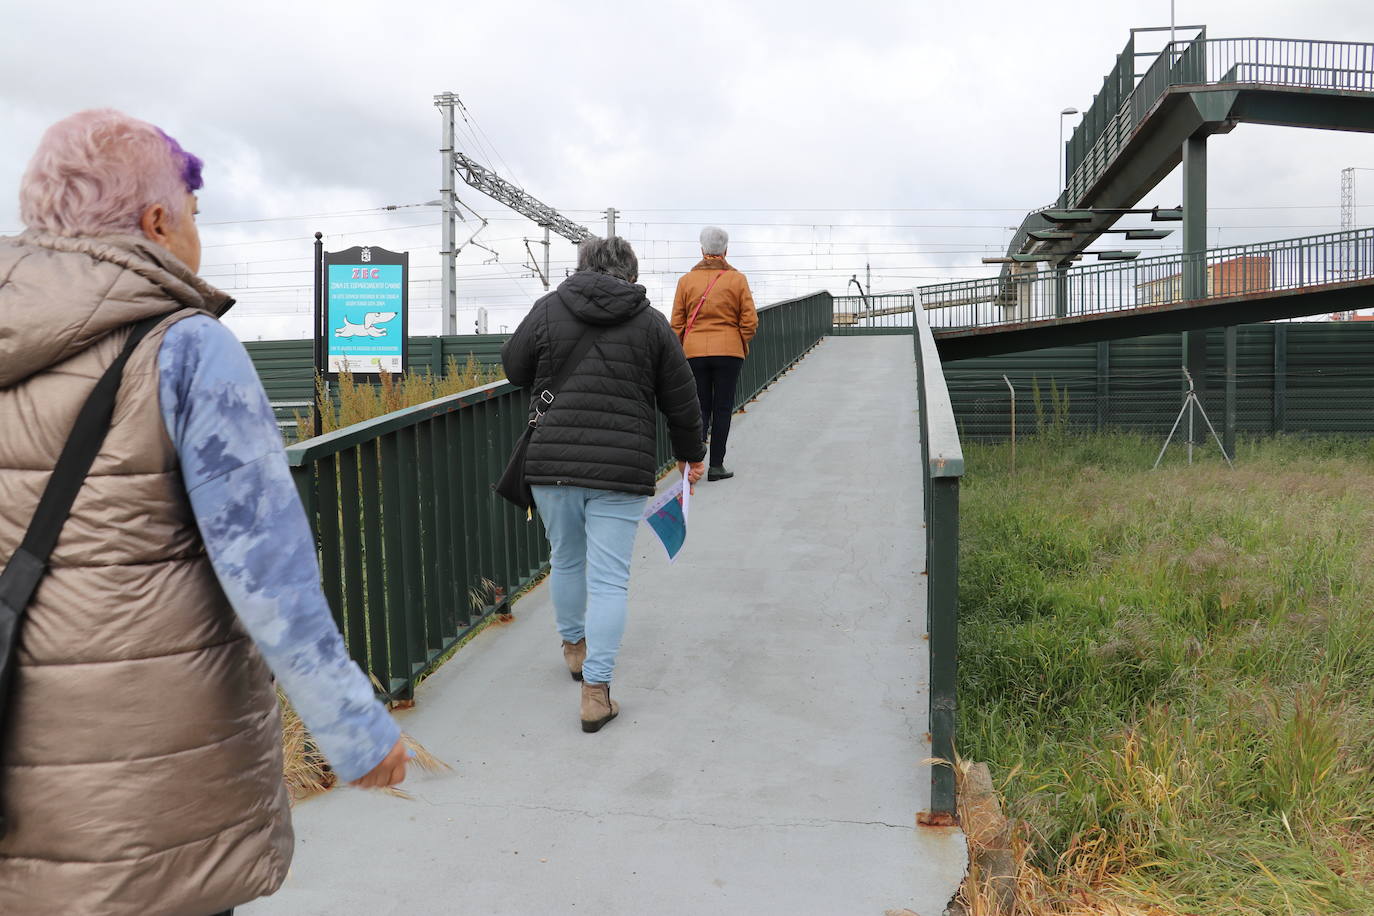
1230, 90, 1374, 132
932, 282, 1374, 361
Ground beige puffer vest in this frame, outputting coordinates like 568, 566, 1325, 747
0, 233, 292, 915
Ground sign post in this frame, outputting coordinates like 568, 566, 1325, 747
312, 232, 325, 436
321, 244, 410, 377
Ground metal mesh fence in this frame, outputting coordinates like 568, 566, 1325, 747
946, 323, 1374, 443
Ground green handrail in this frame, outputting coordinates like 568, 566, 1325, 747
1063, 35, 1374, 207
287, 291, 833, 699
921, 228, 1374, 331
910, 292, 964, 818
831, 293, 916, 334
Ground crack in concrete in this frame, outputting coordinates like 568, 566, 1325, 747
404, 796, 911, 832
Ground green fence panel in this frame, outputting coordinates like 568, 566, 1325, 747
942, 321, 1374, 442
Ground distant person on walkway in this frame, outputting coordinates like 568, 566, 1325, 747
671, 226, 758, 481
503, 237, 705, 732
0, 109, 407, 916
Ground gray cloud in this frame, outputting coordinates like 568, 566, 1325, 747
3, 0, 1373, 338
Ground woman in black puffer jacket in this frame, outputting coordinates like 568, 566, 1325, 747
502, 237, 705, 732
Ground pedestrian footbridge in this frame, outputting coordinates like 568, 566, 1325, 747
924, 228, 1374, 359
257, 296, 966, 915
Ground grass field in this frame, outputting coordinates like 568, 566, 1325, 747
957, 431, 1374, 915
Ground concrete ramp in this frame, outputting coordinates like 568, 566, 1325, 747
247, 336, 966, 916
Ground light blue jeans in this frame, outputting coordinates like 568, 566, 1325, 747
532, 485, 648, 685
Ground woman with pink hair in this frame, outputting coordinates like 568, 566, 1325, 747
0, 110, 406, 915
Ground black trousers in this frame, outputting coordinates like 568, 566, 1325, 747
689, 356, 744, 467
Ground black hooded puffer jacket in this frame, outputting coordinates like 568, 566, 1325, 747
502, 270, 706, 496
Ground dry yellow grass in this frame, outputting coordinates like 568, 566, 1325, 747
279, 689, 335, 800
278, 690, 452, 803
947, 750, 1198, 916
293, 355, 504, 440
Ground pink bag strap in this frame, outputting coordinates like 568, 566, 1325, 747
680, 271, 726, 343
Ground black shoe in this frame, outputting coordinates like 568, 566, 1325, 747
707, 465, 734, 481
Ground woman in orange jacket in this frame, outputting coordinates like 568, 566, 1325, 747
670, 226, 759, 480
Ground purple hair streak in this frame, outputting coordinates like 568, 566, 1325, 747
157, 127, 204, 193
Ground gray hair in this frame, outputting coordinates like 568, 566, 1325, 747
699, 226, 729, 255
577, 236, 638, 283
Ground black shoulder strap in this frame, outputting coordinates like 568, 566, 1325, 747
534, 323, 603, 422
0, 315, 163, 652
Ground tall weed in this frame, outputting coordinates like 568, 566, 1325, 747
292, 355, 503, 440
958, 431, 1374, 914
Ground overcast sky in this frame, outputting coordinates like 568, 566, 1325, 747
4, 0, 1373, 340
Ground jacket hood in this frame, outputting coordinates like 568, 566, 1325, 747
0, 231, 233, 388
555, 270, 651, 326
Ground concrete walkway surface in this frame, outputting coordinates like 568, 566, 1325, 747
247, 336, 967, 916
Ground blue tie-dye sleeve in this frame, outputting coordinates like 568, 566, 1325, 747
157, 315, 400, 784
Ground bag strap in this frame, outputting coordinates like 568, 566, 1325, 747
532, 322, 603, 426
0, 316, 163, 654
680, 271, 726, 343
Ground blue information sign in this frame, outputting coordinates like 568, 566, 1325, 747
320, 246, 409, 376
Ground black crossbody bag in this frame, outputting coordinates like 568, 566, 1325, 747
0, 317, 160, 837
493, 323, 603, 512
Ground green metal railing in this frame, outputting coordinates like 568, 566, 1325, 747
287, 291, 833, 699
286, 380, 539, 701
919, 228, 1374, 331
830, 293, 915, 335
910, 295, 963, 818
1063, 35, 1374, 207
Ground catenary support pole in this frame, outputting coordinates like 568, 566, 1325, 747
543, 226, 551, 291
437, 95, 458, 336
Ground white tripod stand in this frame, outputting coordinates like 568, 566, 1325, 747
1153, 367, 1234, 470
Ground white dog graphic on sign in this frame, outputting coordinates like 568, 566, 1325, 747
335, 312, 397, 338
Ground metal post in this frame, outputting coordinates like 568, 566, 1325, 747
312, 231, 324, 439
1183, 134, 1208, 443
1003, 375, 1016, 473
1273, 324, 1287, 433
1187, 368, 1194, 465
1053, 262, 1069, 319
605, 207, 618, 238
1182, 135, 1208, 299
1096, 340, 1110, 430
437, 94, 458, 336
1059, 116, 1065, 194
1223, 325, 1237, 459
543, 226, 552, 291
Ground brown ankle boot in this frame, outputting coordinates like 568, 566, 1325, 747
580, 681, 619, 733
562, 638, 586, 681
